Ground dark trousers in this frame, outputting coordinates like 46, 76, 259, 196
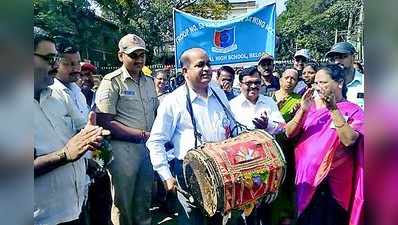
296, 180, 348, 225
152, 160, 178, 214
243, 201, 272, 225
87, 172, 112, 225
172, 159, 242, 225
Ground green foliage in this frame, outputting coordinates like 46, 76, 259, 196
276, 0, 363, 60
33, 0, 121, 68
182, 0, 231, 20
93, 0, 231, 64
34, 0, 231, 67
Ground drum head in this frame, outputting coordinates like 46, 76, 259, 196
184, 150, 219, 216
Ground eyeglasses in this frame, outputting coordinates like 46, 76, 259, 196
34, 53, 60, 66
242, 80, 261, 86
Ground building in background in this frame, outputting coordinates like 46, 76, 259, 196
228, 0, 257, 19
228, 0, 286, 19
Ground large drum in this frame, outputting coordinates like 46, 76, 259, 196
183, 129, 286, 216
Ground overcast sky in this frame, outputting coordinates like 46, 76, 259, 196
229, 0, 287, 15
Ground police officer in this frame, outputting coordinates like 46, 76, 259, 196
95, 34, 159, 225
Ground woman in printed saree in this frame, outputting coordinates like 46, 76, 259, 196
273, 69, 302, 122
285, 64, 364, 225
262, 68, 301, 225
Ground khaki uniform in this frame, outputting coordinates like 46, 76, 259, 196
95, 66, 158, 225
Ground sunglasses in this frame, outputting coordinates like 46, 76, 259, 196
242, 80, 261, 86
127, 52, 145, 59
34, 53, 61, 66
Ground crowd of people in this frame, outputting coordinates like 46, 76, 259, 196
34, 26, 364, 225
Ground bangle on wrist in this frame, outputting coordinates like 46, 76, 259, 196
291, 119, 301, 126
141, 130, 147, 142
329, 105, 338, 111
64, 146, 72, 162
334, 122, 347, 128
298, 107, 308, 115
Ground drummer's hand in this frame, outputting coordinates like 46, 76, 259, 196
163, 177, 177, 193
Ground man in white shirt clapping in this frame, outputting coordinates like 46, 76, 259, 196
230, 66, 285, 136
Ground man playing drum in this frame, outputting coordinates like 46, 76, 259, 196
147, 48, 261, 225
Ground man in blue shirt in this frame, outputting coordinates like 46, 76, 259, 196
326, 42, 364, 109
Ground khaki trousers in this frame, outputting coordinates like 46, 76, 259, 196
108, 141, 153, 225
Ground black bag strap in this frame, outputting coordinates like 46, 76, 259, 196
185, 84, 202, 148
210, 87, 249, 135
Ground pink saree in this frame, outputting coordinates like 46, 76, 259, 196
295, 101, 364, 225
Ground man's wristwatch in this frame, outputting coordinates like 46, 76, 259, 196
56, 149, 68, 162
140, 130, 149, 143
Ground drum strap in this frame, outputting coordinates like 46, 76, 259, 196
185, 84, 249, 148
210, 87, 248, 134
185, 84, 202, 148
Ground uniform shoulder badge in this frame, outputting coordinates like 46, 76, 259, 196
103, 68, 122, 81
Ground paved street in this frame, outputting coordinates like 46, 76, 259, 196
151, 205, 178, 225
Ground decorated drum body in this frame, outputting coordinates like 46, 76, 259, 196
183, 129, 286, 216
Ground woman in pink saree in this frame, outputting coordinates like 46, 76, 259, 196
285, 64, 363, 225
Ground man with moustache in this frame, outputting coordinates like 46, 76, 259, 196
34, 27, 108, 225
229, 67, 285, 225
80, 62, 97, 109
257, 53, 280, 96
230, 66, 285, 135
147, 48, 242, 225
216, 65, 238, 100
47, 43, 99, 225
50, 46, 93, 223
153, 69, 170, 102
95, 34, 159, 225
51, 45, 89, 122
325, 42, 364, 109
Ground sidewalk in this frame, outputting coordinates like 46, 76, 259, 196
151, 205, 178, 225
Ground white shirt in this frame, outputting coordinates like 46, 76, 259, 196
50, 79, 92, 200
229, 93, 285, 135
146, 81, 233, 181
34, 89, 86, 225
50, 78, 89, 123
346, 70, 364, 110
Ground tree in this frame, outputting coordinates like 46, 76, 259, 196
276, 0, 363, 60
34, 0, 231, 67
33, 0, 121, 68
93, 0, 231, 64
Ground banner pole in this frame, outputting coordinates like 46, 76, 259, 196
172, 8, 178, 76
